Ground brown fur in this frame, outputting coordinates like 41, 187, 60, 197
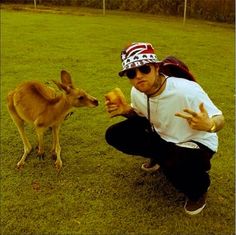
7, 70, 98, 171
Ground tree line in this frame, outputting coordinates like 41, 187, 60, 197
1, 0, 235, 23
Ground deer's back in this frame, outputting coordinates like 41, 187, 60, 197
8, 81, 62, 125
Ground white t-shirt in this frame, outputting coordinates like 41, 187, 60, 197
131, 76, 222, 152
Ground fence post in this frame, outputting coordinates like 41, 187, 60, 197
34, 0, 37, 9
103, 0, 105, 15
183, 0, 187, 24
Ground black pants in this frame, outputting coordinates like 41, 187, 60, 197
105, 116, 215, 201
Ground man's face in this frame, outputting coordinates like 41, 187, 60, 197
125, 64, 157, 93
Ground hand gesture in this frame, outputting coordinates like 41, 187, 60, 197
175, 102, 213, 131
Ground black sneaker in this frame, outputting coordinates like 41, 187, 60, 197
141, 159, 160, 173
184, 192, 207, 215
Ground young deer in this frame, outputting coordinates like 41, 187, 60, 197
7, 70, 99, 171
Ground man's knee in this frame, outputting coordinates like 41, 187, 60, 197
105, 125, 116, 146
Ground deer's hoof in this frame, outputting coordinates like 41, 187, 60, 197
55, 159, 62, 172
37, 152, 45, 160
17, 161, 25, 169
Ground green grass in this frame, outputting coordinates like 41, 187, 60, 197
1, 4, 235, 235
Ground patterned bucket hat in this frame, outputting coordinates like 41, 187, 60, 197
119, 42, 160, 77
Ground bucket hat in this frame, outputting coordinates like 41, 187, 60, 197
119, 42, 160, 77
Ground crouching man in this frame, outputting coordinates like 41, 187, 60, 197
105, 42, 224, 215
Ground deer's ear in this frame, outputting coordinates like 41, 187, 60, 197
52, 80, 71, 94
61, 70, 73, 87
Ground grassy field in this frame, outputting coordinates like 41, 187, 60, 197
0, 4, 235, 235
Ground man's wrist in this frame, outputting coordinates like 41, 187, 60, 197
122, 106, 137, 118
209, 119, 217, 132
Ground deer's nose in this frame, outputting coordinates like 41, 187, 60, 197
94, 99, 99, 106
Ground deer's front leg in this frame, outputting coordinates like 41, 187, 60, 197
51, 125, 62, 171
35, 127, 45, 160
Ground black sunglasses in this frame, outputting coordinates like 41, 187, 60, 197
125, 64, 152, 79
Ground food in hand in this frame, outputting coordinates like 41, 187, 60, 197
105, 88, 128, 117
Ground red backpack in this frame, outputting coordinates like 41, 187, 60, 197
158, 56, 196, 82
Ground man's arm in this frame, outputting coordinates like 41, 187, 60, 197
175, 102, 225, 132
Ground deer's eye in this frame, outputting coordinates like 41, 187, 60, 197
78, 96, 84, 100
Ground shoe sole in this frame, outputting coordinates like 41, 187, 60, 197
141, 163, 160, 172
184, 201, 206, 215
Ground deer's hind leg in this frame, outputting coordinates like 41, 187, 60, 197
7, 94, 32, 168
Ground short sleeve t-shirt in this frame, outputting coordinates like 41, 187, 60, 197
131, 77, 222, 152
